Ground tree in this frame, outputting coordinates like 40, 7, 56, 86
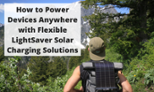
46, 57, 67, 78
81, 0, 154, 60
69, 50, 85, 69
0, 26, 4, 38
83, 46, 90, 60
28, 56, 50, 85
0, 45, 4, 62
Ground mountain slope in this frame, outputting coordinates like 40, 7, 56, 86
0, 23, 3, 27
80, 4, 118, 46
0, 26, 4, 46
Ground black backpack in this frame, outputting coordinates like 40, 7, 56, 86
82, 60, 123, 92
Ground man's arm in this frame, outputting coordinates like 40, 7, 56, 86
118, 70, 133, 92
64, 66, 83, 92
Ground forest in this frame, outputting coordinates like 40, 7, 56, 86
0, 0, 154, 92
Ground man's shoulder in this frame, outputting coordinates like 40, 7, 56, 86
73, 66, 80, 75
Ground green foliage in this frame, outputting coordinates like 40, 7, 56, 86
46, 66, 76, 92
0, 60, 18, 92
131, 79, 147, 92
0, 46, 4, 62
47, 57, 67, 78
138, 38, 154, 70
19, 69, 27, 79
28, 56, 50, 85
28, 56, 67, 86
1, 46, 154, 92
1, 0, 154, 91
144, 69, 154, 86
51, 76, 69, 92
123, 38, 154, 91
81, 0, 154, 60
69, 49, 85, 69
0, 57, 48, 92
83, 46, 90, 61
105, 47, 122, 62
127, 69, 145, 84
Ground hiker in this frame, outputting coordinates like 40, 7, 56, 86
64, 37, 133, 92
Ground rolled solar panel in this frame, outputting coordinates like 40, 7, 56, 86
94, 61, 117, 91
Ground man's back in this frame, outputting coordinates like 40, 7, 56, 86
64, 37, 133, 92
80, 59, 123, 92
64, 65, 132, 92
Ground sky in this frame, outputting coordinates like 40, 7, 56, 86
0, 0, 129, 24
